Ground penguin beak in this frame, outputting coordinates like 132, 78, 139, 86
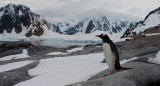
96, 35, 100, 37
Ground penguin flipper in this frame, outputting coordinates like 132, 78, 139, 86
113, 49, 122, 70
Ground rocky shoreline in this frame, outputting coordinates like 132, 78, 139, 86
0, 35, 160, 86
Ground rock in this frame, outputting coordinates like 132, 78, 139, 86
144, 26, 160, 34
27, 46, 67, 56
0, 41, 33, 57
0, 48, 23, 58
0, 61, 39, 86
117, 35, 160, 60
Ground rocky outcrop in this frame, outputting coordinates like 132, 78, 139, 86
143, 26, 160, 34
0, 41, 33, 57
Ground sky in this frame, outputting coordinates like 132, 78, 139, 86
0, 0, 159, 22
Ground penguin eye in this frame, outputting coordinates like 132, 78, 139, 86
100, 34, 104, 37
102, 33, 107, 36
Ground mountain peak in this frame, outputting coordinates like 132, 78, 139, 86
0, 3, 30, 13
0, 3, 48, 37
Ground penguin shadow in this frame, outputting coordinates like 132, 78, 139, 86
103, 67, 133, 77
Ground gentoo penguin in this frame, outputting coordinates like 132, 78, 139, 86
96, 33, 122, 75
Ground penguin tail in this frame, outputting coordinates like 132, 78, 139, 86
115, 66, 133, 70
121, 67, 133, 70
115, 65, 123, 70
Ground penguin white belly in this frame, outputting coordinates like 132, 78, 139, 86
103, 43, 116, 71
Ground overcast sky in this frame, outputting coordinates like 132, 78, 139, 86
0, 0, 159, 22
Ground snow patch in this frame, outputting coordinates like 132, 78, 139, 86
19, 10, 23, 16
148, 50, 160, 65
0, 61, 34, 72
120, 57, 138, 64
46, 52, 67, 55
0, 49, 30, 61
67, 47, 84, 53
96, 46, 102, 47
145, 33, 160, 36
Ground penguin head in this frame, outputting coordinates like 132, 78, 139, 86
96, 33, 110, 41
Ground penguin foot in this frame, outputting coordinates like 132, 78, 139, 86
105, 70, 113, 76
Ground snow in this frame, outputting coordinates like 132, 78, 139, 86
19, 10, 23, 16
120, 57, 138, 64
67, 47, 83, 53
46, 47, 84, 55
133, 12, 160, 34
0, 61, 34, 72
96, 46, 102, 47
0, 11, 4, 17
46, 52, 67, 55
0, 49, 30, 61
145, 33, 160, 36
14, 53, 137, 86
148, 50, 160, 65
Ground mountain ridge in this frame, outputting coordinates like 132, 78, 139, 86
48, 16, 137, 35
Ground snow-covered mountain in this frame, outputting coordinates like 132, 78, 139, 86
122, 7, 160, 37
0, 3, 48, 37
48, 16, 136, 35
0, 3, 137, 43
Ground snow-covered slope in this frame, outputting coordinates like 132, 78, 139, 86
48, 16, 136, 35
132, 7, 160, 33
122, 7, 160, 37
